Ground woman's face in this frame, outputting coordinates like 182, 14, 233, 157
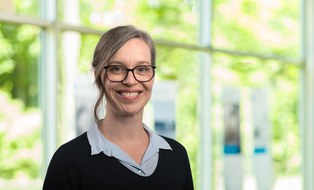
102, 38, 154, 117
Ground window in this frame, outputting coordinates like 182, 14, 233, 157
0, 23, 42, 189
0, 0, 307, 189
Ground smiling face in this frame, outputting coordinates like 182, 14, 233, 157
102, 38, 154, 117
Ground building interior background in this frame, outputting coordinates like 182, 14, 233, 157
0, 0, 314, 189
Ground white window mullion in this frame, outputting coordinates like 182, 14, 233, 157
300, 0, 314, 189
198, 0, 213, 189
40, 0, 58, 175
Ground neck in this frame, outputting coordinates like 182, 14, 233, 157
100, 112, 145, 141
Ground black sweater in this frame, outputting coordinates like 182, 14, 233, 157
43, 133, 194, 190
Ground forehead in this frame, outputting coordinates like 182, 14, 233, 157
111, 38, 151, 61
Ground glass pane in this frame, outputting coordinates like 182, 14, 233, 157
212, 53, 301, 190
0, 0, 40, 17
58, 0, 198, 44
0, 23, 42, 190
212, 0, 300, 58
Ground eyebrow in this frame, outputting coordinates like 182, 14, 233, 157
107, 61, 123, 65
108, 61, 151, 66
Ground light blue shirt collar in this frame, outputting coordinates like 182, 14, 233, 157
87, 123, 172, 156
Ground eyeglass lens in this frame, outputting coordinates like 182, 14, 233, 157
105, 65, 155, 82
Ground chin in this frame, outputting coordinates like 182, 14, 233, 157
121, 108, 143, 116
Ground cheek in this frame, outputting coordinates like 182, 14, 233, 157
145, 81, 154, 93
101, 73, 107, 84
103, 80, 118, 100
103, 81, 111, 95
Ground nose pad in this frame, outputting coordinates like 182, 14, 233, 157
122, 70, 138, 84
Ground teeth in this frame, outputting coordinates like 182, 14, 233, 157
121, 92, 138, 97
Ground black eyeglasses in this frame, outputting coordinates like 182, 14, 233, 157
104, 65, 156, 82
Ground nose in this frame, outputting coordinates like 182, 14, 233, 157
122, 70, 138, 85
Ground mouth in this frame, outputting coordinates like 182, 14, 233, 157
119, 92, 140, 97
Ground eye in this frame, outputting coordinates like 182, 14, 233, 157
135, 66, 150, 73
108, 65, 125, 73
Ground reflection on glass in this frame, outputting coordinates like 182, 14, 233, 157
0, 24, 42, 189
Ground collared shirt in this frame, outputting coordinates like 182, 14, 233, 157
87, 123, 172, 177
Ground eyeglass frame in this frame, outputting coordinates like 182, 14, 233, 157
103, 65, 156, 82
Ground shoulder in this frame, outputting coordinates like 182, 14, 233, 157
158, 136, 194, 189
44, 133, 89, 189
160, 136, 187, 153
45, 133, 90, 175
60, 132, 89, 149
158, 136, 192, 167
54, 132, 90, 158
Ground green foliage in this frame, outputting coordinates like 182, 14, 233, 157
78, 34, 101, 73
213, 0, 300, 57
270, 67, 300, 175
0, 24, 40, 107
0, 92, 41, 179
59, 0, 121, 30
135, 0, 197, 43
12, 0, 39, 16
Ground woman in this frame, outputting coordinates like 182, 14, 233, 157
43, 25, 194, 190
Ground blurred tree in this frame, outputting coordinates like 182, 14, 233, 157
0, 24, 40, 108
0, 92, 41, 180
213, 0, 300, 57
